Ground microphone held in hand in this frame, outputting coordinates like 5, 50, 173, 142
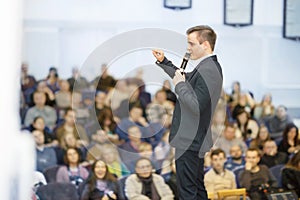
180, 52, 191, 74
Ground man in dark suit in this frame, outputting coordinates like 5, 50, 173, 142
152, 25, 223, 200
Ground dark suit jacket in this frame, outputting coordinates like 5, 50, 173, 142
156, 55, 223, 156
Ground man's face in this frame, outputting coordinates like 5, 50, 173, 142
129, 107, 143, 122
211, 153, 226, 172
245, 150, 260, 168
223, 126, 235, 140
230, 145, 243, 159
65, 110, 76, 125
128, 126, 141, 142
187, 32, 206, 60
135, 159, 153, 178
263, 141, 277, 156
33, 130, 45, 146
276, 106, 286, 120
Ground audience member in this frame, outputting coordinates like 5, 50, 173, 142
260, 140, 288, 168
97, 107, 119, 144
278, 123, 300, 156
253, 93, 275, 121
239, 148, 277, 200
55, 79, 72, 110
67, 67, 90, 93
33, 130, 57, 172
91, 63, 116, 92
211, 108, 226, 144
45, 67, 60, 93
56, 147, 89, 187
249, 124, 271, 151
235, 108, 259, 141
90, 91, 109, 120
225, 145, 246, 171
265, 105, 293, 140
34, 80, 56, 107
115, 104, 149, 142
86, 130, 110, 164
21, 62, 37, 106
55, 131, 87, 165
162, 80, 176, 104
72, 92, 90, 123
125, 157, 174, 200
118, 125, 150, 172
146, 89, 174, 124
231, 92, 255, 120
55, 108, 89, 148
101, 143, 130, 178
26, 116, 58, 147
105, 79, 129, 111
161, 157, 178, 200
214, 123, 247, 155
24, 91, 57, 129
204, 149, 236, 199
80, 160, 119, 200
282, 151, 300, 197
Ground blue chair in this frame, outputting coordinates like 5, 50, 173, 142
36, 182, 79, 200
269, 164, 284, 188
118, 176, 129, 200
232, 166, 245, 188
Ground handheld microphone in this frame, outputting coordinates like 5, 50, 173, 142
180, 52, 191, 74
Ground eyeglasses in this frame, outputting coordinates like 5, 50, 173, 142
136, 165, 152, 169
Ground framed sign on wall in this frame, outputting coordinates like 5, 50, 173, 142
283, 0, 300, 41
164, 0, 192, 10
224, 0, 254, 27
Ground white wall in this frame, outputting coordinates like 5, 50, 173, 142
22, 0, 300, 107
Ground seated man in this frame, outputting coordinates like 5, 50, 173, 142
214, 123, 247, 155
260, 140, 288, 168
265, 105, 293, 140
239, 148, 278, 200
204, 148, 236, 199
33, 130, 57, 172
225, 145, 246, 171
125, 157, 174, 200
24, 91, 57, 130
116, 104, 164, 147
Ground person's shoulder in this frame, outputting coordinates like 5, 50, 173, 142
225, 169, 235, 177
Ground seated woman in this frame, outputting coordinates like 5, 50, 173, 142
282, 151, 300, 197
25, 116, 58, 147
101, 143, 130, 178
235, 108, 259, 143
56, 147, 89, 187
97, 107, 119, 144
278, 123, 300, 156
125, 157, 174, 200
249, 124, 271, 151
81, 160, 119, 200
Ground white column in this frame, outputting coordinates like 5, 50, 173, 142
0, 0, 35, 199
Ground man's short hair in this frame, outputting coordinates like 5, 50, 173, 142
246, 147, 261, 157
186, 25, 217, 51
211, 148, 226, 158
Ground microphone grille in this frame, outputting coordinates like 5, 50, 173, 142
184, 52, 191, 59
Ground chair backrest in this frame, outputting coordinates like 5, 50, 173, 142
118, 175, 129, 200
232, 166, 245, 188
217, 188, 247, 200
43, 165, 61, 183
207, 191, 214, 200
269, 164, 284, 188
36, 182, 79, 200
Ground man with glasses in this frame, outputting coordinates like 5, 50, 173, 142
152, 25, 223, 199
125, 157, 174, 199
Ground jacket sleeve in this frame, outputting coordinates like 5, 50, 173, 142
239, 170, 252, 191
155, 57, 178, 78
175, 76, 210, 116
56, 166, 69, 183
125, 175, 150, 200
155, 175, 174, 200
